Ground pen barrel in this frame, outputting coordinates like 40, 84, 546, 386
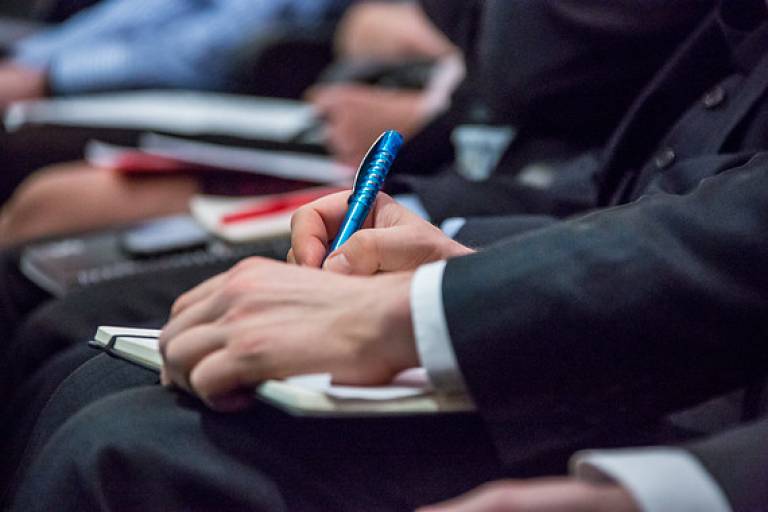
327, 143, 398, 254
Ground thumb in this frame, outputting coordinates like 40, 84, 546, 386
323, 226, 436, 275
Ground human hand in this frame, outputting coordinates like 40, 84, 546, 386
0, 61, 47, 108
308, 84, 428, 165
335, 2, 455, 61
288, 191, 474, 274
160, 257, 417, 411
418, 478, 640, 512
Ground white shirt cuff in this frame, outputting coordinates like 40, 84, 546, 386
410, 260, 469, 394
572, 448, 733, 512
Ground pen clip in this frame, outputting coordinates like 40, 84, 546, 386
350, 132, 386, 201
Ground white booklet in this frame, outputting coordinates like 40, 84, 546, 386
5, 91, 318, 141
139, 134, 354, 183
90, 326, 474, 417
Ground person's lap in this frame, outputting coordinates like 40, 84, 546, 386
0, 349, 157, 502
10, 377, 512, 512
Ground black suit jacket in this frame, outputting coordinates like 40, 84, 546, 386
442, 1, 768, 469
397, 0, 712, 222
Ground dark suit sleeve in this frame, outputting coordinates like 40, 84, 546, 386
687, 418, 768, 512
441, 153, 768, 463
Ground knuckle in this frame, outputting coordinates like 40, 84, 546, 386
290, 207, 309, 229
229, 256, 267, 276
162, 338, 185, 367
349, 230, 377, 255
226, 330, 266, 356
218, 302, 251, 324
171, 294, 190, 315
188, 371, 213, 400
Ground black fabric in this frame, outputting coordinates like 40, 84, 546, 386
0, 348, 156, 503
475, 0, 712, 133
0, 125, 139, 206
0, 258, 231, 404
445, 152, 768, 465
418, 0, 482, 52
441, 6, 768, 473
11, 383, 509, 512
453, 215, 558, 249
687, 417, 768, 512
0, 248, 49, 344
399, 0, 712, 222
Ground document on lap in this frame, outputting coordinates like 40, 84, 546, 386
90, 327, 474, 417
5, 91, 319, 142
85, 134, 355, 185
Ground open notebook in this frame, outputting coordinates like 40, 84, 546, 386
90, 326, 474, 417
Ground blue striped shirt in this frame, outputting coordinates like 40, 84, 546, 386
13, 0, 352, 94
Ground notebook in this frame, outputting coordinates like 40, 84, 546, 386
190, 187, 343, 243
5, 91, 318, 142
85, 135, 354, 185
90, 326, 474, 417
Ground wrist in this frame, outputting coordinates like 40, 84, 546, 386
370, 271, 418, 373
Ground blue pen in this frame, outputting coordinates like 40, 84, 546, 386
327, 130, 404, 255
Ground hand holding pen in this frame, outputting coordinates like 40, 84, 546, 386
288, 131, 475, 274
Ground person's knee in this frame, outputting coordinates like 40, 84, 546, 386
0, 162, 199, 246
0, 162, 99, 246
13, 387, 287, 512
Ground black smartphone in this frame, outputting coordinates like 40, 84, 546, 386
120, 215, 210, 258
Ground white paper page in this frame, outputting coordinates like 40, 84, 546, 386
285, 368, 432, 401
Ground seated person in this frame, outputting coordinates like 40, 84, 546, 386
0, 0, 355, 208
0, 0, 461, 246
3, 1, 768, 508
0, 0, 354, 104
0, 0, 706, 246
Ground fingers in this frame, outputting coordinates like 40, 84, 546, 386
291, 192, 407, 267
189, 349, 259, 411
162, 323, 229, 393
161, 286, 229, 357
170, 272, 228, 318
290, 191, 359, 267
418, 479, 640, 512
416, 481, 528, 512
290, 192, 345, 267
323, 224, 463, 275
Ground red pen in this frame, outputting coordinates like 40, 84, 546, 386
220, 188, 343, 225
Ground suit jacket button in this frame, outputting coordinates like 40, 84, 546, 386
655, 147, 676, 169
702, 85, 726, 109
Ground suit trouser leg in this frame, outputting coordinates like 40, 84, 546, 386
10, 380, 512, 512
0, 259, 234, 497
1, 351, 157, 504
0, 248, 50, 343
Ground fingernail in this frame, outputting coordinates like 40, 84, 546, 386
324, 252, 352, 274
